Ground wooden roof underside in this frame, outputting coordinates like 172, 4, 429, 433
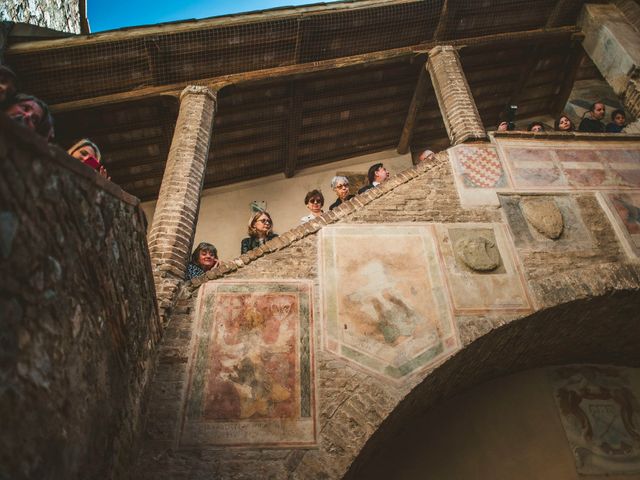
6, 0, 589, 200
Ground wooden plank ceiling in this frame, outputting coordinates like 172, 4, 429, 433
6, 0, 588, 201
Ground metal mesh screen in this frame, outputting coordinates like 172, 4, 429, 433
4, 0, 588, 199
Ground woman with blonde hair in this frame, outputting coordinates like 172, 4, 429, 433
241, 210, 278, 254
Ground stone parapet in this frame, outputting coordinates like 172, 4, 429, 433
147, 85, 216, 320
0, 115, 160, 479
427, 45, 487, 145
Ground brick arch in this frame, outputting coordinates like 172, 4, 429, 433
343, 287, 640, 479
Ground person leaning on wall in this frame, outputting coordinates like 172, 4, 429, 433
241, 210, 278, 254
606, 109, 627, 133
68, 138, 111, 180
300, 189, 324, 224
578, 101, 606, 133
4, 93, 54, 141
554, 114, 575, 132
186, 242, 220, 280
329, 176, 354, 210
358, 163, 389, 194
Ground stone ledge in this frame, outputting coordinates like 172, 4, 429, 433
493, 130, 640, 141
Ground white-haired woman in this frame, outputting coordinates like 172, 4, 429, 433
329, 176, 354, 210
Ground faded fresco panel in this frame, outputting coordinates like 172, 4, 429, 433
434, 223, 533, 314
498, 141, 640, 191
504, 147, 566, 188
448, 145, 508, 207
180, 281, 316, 447
550, 366, 640, 475
499, 194, 594, 251
320, 225, 459, 382
597, 192, 640, 259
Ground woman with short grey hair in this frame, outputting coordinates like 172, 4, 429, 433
329, 176, 354, 210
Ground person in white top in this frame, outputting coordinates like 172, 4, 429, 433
300, 189, 324, 224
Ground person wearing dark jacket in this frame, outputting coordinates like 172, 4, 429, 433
328, 176, 354, 210
578, 102, 606, 133
241, 211, 278, 254
357, 163, 389, 194
606, 109, 627, 133
186, 242, 219, 280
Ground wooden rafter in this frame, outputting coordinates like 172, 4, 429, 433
552, 35, 585, 115
49, 26, 579, 114
397, 62, 429, 154
432, 0, 456, 41
285, 81, 304, 178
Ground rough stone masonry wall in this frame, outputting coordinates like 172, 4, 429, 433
134, 141, 640, 479
1, 0, 80, 34
0, 116, 161, 480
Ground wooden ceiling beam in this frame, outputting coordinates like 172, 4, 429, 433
284, 82, 304, 178
432, 0, 457, 42
553, 37, 585, 115
49, 26, 579, 114
545, 0, 573, 29
397, 63, 429, 154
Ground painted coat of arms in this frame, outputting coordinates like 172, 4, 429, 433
179, 281, 316, 447
551, 366, 640, 475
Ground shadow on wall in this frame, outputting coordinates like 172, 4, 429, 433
346, 289, 640, 480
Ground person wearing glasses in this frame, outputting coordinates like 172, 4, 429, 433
300, 189, 325, 223
241, 210, 278, 254
329, 176, 354, 210
186, 242, 219, 280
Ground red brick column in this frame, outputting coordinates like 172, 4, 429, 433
427, 46, 487, 145
147, 85, 216, 315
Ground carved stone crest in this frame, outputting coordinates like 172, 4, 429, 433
455, 236, 500, 271
521, 198, 564, 239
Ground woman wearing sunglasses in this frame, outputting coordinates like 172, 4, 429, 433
241, 210, 278, 254
300, 189, 325, 224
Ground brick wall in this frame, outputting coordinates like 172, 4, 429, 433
134, 142, 640, 479
1, 0, 80, 34
0, 116, 160, 480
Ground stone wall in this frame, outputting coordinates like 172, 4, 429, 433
0, 115, 160, 480
134, 133, 640, 479
1, 0, 80, 34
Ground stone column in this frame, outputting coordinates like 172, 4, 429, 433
427, 45, 487, 145
147, 85, 216, 313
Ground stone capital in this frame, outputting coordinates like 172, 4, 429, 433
180, 85, 217, 102
429, 45, 457, 58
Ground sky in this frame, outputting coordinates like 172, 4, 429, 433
88, 0, 335, 32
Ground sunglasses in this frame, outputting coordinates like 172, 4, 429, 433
257, 218, 272, 224
308, 198, 322, 204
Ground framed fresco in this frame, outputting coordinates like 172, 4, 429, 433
598, 191, 640, 259
320, 224, 459, 383
179, 280, 316, 447
550, 365, 640, 475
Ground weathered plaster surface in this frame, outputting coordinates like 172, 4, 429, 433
134, 135, 640, 480
0, 0, 80, 33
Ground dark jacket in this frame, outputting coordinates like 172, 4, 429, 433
329, 195, 354, 210
605, 122, 625, 133
578, 117, 605, 133
241, 233, 278, 254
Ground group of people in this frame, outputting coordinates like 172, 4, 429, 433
497, 102, 628, 134
5, 61, 633, 281
1, 63, 110, 179
185, 162, 394, 280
